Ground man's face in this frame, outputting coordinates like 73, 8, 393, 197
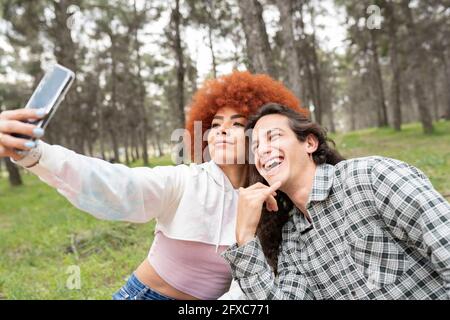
252, 114, 313, 188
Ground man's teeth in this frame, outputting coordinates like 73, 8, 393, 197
265, 158, 283, 170
268, 161, 280, 169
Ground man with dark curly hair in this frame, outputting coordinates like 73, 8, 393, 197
0, 71, 306, 300
223, 103, 450, 300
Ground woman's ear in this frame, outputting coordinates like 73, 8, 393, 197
305, 134, 319, 154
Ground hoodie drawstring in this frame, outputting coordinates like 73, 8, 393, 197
215, 174, 226, 253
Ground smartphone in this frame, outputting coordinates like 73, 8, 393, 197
13, 64, 75, 141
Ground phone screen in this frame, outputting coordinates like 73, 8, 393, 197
26, 66, 72, 113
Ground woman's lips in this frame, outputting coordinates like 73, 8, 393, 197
215, 141, 234, 147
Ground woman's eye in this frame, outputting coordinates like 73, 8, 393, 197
233, 122, 245, 127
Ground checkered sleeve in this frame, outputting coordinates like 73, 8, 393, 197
370, 158, 450, 298
222, 237, 314, 300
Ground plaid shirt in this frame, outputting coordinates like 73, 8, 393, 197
222, 156, 450, 300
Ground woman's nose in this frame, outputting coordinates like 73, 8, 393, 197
216, 124, 230, 135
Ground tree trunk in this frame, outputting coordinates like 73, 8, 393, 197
155, 131, 164, 157
385, 2, 402, 131
108, 128, 120, 163
275, 0, 302, 99
5, 158, 22, 186
52, 0, 84, 153
173, 0, 186, 129
440, 52, 450, 120
402, 0, 434, 134
429, 66, 440, 121
124, 130, 130, 165
308, 4, 324, 124
132, 130, 140, 161
238, 0, 277, 78
207, 26, 217, 79
369, 30, 388, 127
133, 0, 149, 166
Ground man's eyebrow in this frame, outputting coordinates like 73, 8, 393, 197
213, 115, 224, 120
266, 128, 284, 135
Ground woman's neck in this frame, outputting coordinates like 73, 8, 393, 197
219, 164, 248, 189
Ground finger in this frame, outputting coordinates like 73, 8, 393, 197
268, 181, 282, 193
0, 120, 44, 138
246, 182, 267, 190
0, 108, 46, 121
0, 133, 37, 151
265, 195, 278, 212
0, 145, 16, 158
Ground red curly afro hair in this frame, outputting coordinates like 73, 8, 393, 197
185, 70, 308, 163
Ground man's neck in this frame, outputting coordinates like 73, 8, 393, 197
283, 161, 317, 218
219, 164, 248, 189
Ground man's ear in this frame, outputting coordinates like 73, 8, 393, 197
305, 134, 319, 154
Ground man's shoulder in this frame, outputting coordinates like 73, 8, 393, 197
333, 156, 407, 184
335, 156, 404, 173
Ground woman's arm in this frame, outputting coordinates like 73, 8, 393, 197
13, 140, 187, 223
1, 108, 186, 223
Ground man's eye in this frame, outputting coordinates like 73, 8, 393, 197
270, 133, 281, 140
233, 122, 245, 127
211, 123, 220, 128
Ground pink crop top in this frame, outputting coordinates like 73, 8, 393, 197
147, 231, 232, 300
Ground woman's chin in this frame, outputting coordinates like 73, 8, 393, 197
212, 155, 237, 165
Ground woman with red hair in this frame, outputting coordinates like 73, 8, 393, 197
0, 70, 305, 300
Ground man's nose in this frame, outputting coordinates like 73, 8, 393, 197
257, 140, 272, 157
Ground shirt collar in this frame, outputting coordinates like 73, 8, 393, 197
202, 160, 235, 192
307, 163, 335, 203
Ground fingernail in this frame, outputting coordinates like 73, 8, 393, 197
36, 109, 46, 117
33, 127, 45, 138
24, 141, 36, 148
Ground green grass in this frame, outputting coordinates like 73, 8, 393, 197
0, 121, 449, 299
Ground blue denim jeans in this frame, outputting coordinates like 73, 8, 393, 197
112, 273, 175, 300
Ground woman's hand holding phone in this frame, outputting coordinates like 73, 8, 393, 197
0, 108, 46, 160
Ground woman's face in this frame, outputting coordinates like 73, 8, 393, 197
207, 107, 248, 165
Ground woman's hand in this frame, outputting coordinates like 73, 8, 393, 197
236, 181, 282, 246
0, 108, 46, 160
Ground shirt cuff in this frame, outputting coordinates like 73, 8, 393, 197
10, 140, 43, 168
221, 237, 269, 279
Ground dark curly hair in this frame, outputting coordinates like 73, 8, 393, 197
185, 71, 308, 163
245, 103, 345, 274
